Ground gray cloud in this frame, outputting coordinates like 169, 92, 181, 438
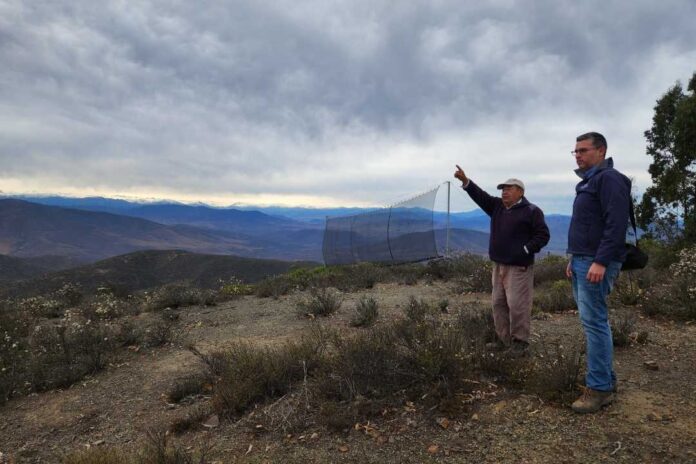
1, 0, 695, 211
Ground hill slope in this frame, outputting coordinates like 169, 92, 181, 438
0, 249, 316, 299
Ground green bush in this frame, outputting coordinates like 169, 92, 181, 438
533, 255, 568, 287
217, 276, 254, 299
254, 276, 293, 298
640, 245, 696, 320
427, 254, 492, 293
533, 280, 575, 313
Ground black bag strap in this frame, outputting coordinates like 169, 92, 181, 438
629, 202, 639, 245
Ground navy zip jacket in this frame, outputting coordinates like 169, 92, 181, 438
463, 180, 550, 266
567, 157, 631, 266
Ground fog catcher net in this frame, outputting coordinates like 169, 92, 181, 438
322, 186, 440, 265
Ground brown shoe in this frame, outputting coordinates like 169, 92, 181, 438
571, 387, 614, 414
507, 340, 529, 358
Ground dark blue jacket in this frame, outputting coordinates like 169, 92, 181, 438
463, 180, 550, 266
567, 157, 631, 266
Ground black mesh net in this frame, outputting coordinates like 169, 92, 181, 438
322, 186, 440, 265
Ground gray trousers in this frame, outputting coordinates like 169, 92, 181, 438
491, 263, 534, 344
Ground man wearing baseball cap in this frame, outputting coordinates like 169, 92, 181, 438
454, 166, 550, 357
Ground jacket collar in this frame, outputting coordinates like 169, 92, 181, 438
575, 157, 613, 179
506, 196, 530, 209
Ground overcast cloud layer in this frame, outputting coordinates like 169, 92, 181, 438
1, 0, 695, 213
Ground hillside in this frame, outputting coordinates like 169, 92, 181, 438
0, 255, 82, 282
0, 250, 316, 299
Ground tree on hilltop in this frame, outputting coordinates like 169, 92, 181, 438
639, 72, 696, 243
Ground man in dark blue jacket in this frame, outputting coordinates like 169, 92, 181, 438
565, 132, 630, 413
454, 166, 550, 357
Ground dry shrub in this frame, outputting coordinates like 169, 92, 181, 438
522, 341, 582, 399
0, 304, 33, 403
142, 317, 176, 348
533, 255, 568, 287
169, 404, 213, 435
350, 296, 379, 327
404, 296, 432, 322
610, 309, 638, 347
254, 276, 293, 298
62, 447, 131, 464
201, 336, 324, 416
166, 370, 213, 404
62, 430, 211, 463
27, 312, 116, 392
610, 274, 642, 306
143, 285, 215, 312
323, 301, 495, 403
443, 254, 493, 293
533, 280, 575, 313
296, 288, 343, 317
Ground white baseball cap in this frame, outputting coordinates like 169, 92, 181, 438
496, 178, 525, 191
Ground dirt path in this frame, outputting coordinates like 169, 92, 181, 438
1, 282, 695, 463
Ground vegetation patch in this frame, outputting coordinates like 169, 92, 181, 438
350, 295, 379, 327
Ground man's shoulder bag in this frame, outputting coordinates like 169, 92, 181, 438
622, 203, 649, 271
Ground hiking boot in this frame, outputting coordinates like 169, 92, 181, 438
508, 340, 529, 358
571, 387, 614, 414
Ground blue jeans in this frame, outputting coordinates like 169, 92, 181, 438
571, 256, 622, 392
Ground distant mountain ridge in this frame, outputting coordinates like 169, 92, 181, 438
0, 199, 322, 263
0, 196, 571, 266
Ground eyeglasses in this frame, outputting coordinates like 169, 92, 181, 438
570, 147, 596, 156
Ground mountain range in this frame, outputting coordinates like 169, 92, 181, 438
0, 195, 571, 281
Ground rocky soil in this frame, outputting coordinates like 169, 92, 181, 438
1, 281, 695, 463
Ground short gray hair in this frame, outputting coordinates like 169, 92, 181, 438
576, 132, 608, 152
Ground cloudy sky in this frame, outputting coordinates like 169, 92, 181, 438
1, 0, 695, 213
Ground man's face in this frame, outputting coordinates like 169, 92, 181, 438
574, 139, 605, 170
501, 185, 524, 206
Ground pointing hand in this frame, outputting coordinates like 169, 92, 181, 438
454, 164, 468, 184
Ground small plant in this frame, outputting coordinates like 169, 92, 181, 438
167, 370, 213, 403
143, 285, 215, 312
438, 298, 449, 313
611, 310, 637, 347
522, 342, 582, 399
296, 288, 343, 318
202, 337, 323, 415
350, 296, 379, 327
218, 276, 253, 299
255, 276, 293, 299
404, 296, 431, 322
610, 274, 642, 306
143, 318, 176, 347
533, 280, 575, 313
533, 255, 568, 287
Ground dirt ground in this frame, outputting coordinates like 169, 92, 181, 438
1, 281, 695, 463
